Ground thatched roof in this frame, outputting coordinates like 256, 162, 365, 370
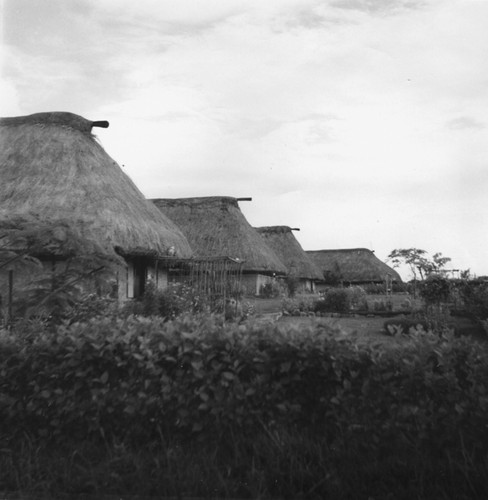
151, 197, 287, 274
255, 226, 323, 280
0, 112, 192, 259
306, 248, 402, 283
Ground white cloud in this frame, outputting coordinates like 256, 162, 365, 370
447, 116, 485, 131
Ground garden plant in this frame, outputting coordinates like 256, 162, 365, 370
1, 311, 488, 499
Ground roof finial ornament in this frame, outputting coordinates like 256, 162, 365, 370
92, 121, 109, 128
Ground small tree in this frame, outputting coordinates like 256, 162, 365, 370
388, 248, 452, 298
420, 274, 451, 307
388, 248, 428, 298
285, 275, 300, 298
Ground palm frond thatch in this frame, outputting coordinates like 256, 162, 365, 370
306, 248, 402, 283
255, 226, 323, 280
151, 197, 287, 274
0, 112, 192, 259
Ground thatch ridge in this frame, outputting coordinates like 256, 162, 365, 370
255, 226, 323, 280
306, 248, 402, 283
151, 197, 287, 274
0, 112, 98, 134
0, 112, 192, 259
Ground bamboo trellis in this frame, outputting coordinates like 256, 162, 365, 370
162, 256, 244, 311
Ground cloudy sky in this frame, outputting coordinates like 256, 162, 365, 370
2, 0, 488, 279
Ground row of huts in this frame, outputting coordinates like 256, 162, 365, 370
0, 111, 401, 303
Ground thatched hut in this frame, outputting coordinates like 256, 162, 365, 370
0, 111, 192, 303
255, 226, 322, 292
151, 197, 287, 295
306, 248, 402, 292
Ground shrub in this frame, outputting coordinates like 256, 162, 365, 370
420, 274, 451, 306
281, 295, 315, 315
259, 281, 282, 298
361, 283, 386, 295
459, 281, 488, 320
126, 282, 209, 318
315, 288, 350, 314
400, 297, 412, 310
3, 316, 488, 498
384, 307, 456, 336
383, 318, 429, 335
64, 293, 119, 324
284, 275, 300, 297
347, 286, 368, 311
373, 299, 393, 312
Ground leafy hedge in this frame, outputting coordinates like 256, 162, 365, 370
1, 315, 488, 443
2, 315, 488, 497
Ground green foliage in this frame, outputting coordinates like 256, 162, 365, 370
259, 280, 282, 298
281, 295, 315, 316
1, 218, 119, 326
2, 316, 488, 498
361, 282, 412, 295
284, 275, 300, 297
388, 247, 429, 280
315, 288, 351, 313
420, 274, 451, 306
127, 282, 209, 318
346, 285, 368, 311
373, 298, 393, 312
384, 318, 429, 335
0, 316, 488, 498
458, 280, 488, 320
388, 248, 451, 285
10, 260, 117, 327
321, 268, 341, 286
65, 293, 119, 324
384, 306, 457, 336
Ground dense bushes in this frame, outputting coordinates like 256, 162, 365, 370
127, 282, 209, 318
314, 288, 351, 313
1, 315, 488, 443
420, 274, 451, 306
313, 286, 368, 314
259, 280, 283, 298
2, 315, 488, 497
459, 280, 488, 320
281, 295, 315, 315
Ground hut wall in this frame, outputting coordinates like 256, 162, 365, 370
299, 278, 315, 293
125, 259, 170, 299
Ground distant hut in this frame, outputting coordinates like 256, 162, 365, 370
255, 226, 322, 292
306, 248, 402, 292
0, 111, 192, 303
151, 197, 287, 295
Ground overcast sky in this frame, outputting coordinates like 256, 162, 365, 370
1, 0, 488, 279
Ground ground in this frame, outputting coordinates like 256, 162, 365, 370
247, 294, 486, 345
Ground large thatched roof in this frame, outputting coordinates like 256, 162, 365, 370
255, 226, 323, 280
0, 112, 192, 259
306, 248, 402, 283
151, 197, 287, 274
